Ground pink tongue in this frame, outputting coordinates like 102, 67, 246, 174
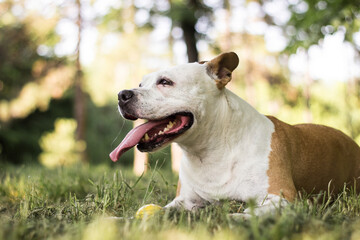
109, 119, 170, 162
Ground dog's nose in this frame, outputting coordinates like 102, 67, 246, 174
118, 90, 134, 103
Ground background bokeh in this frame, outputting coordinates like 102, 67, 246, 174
0, 0, 359, 168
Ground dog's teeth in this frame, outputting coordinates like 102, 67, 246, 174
144, 133, 149, 141
159, 130, 164, 135
167, 121, 174, 129
164, 127, 169, 132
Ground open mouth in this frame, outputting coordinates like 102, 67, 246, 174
110, 112, 194, 162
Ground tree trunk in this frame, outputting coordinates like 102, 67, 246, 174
133, 119, 148, 176
180, 0, 199, 62
74, 0, 88, 163
242, 34, 256, 106
221, 0, 232, 52
181, 21, 198, 62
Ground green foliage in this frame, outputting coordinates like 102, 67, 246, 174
0, 1, 74, 164
0, 164, 360, 240
262, 0, 360, 53
39, 118, 83, 168
99, 3, 152, 32
159, 0, 213, 43
166, 1, 210, 25
0, 24, 37, 100
0, 98, 73, 164
0, 10, 64, 101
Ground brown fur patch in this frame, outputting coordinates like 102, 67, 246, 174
267, 116, 360, 202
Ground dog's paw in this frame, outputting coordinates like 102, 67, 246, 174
164, 198, 184, 210
228, 213, 252, 221
165, 197, 207, 211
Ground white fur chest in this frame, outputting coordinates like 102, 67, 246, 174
178, 108, 275, 205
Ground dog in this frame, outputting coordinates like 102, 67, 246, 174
110, 52, 360, 216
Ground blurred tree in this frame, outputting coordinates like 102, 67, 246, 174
0, 19, 63, 101
39, 118, 83, 168
100, 0, 213, 63
282, 0, 360, 128
266, 0, 359, 53
0, 0, 70, 114
0, 1, 74, 163
74, 0, 88, 163
221, 0, 232, 52
0, 98, 73, 164
0, 24, 39, 100
167, 0, 197, 62
165, 0, 212, 62
260, 0, 360, 131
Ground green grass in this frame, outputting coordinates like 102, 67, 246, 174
1, 163, 360, 240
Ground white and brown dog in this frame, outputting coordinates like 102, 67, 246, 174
110, 52, 360, 215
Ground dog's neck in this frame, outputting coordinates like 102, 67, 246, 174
176, 88, 273, 163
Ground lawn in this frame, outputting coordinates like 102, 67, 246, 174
1, 163, 360, 240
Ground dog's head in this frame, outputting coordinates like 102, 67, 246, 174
110, 52, 239, 162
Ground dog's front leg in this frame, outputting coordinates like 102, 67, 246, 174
164, 197, 202, 211
231, 194, 288, 219
165, 182, 207, 211
165, 194, 208, 211
248, 195, 288, 215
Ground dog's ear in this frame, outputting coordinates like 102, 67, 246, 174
206, 52, 239, 89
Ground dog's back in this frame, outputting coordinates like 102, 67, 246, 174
267, 116, 360, 200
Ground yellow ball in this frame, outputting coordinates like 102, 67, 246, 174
135, 204, 163, 219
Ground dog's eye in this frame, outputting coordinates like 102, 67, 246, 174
157, 78, 173, 86
139, 83, 142, 87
